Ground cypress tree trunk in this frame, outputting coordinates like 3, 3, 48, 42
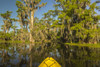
4, 26, 6, 33
30, 10, 34, 43
94, 24, 97, 44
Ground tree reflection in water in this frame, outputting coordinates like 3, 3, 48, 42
0, 43, 100, 67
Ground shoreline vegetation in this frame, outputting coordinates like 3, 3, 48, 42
0, 40, 49, 44
65, 43, 100, 48
0, 40, 100, 48
0, 40, 29, 43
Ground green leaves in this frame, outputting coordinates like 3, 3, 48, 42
39, 2, 47, 9
90, 3, 96, 10
58, 12, 66, 19
53, 0, 100, 43
16, 1, 24, 8
0, 11, 12, 19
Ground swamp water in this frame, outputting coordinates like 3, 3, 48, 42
0, 43, 100, 67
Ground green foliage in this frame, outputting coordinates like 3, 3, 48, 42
0, 11, 12, 19
0, 11, 16, 33
51, 0, 100, 44
0, 0, 100, 45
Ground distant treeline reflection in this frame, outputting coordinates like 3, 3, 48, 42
0, 43, 100, 67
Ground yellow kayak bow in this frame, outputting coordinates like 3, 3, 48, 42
39, 57, 61, 67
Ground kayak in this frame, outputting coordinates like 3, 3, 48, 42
39, 57, 61, 67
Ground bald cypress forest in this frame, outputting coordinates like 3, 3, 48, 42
0, 0, 100, 45
0, 0, 100, 67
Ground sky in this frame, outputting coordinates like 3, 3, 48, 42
0, 0, 100, 31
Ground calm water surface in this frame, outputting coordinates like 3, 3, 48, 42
0, 43, 100, 67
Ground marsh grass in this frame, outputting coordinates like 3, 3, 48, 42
65, 43, 100, 48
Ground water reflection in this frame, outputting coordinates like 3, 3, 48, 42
0, 43, 100, 67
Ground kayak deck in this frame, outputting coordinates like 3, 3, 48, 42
39, 57, 61, 67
